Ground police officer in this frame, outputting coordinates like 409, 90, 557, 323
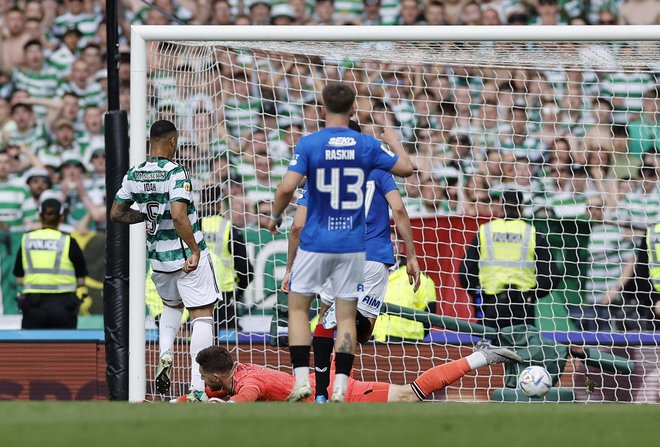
198, 185, 253, 333
13, 198, 88, 329
460, 190, 555, 333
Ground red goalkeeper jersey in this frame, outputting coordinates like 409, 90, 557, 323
228, 363, 314, 402
213, 363, 389, 403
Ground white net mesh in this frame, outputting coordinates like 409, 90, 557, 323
140, 38, 659, 402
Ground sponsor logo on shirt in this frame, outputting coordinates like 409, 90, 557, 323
289, 153, 299, 166
328, 137, 356, 147
135, 171, 167, 181
0, 209, 20, 219
362, 294, 381, 309
379, 143, 395, 157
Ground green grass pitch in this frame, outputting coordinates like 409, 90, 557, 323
1, 402, 656, 447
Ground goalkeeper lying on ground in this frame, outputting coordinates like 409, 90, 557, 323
195, 343, 522, 403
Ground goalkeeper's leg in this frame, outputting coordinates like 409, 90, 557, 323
388, 344, 523, 402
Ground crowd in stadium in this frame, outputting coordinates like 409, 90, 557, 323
0, 0, 659, 331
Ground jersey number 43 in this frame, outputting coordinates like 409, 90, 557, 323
316, 167, 364, 210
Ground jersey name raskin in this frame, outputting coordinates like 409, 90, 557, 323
135, 171, 167, 181
492, 232, 523, 243
325, 149, 356, 160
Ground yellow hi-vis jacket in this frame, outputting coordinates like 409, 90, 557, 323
373, 266, 437, 341
21, 228, 77, 293
478, 219, 537, 296
646, 223, 660, 292
202, 215, 236, 292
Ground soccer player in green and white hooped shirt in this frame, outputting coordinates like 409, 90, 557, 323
111, 120, 221, 402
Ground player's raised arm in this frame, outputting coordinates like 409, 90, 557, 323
385, 189, 421, 292
269, 166, 305, 234
380, 127, 414, 178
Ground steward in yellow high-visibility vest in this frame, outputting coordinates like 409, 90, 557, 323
646, 224, 660, 292
13, 198, 88, 329
203, 214, 236, 293
459, 190, 555, 333
372, 264, 437, 342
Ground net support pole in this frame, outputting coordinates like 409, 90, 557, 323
104, 110, 129, 400
103, 0, 129, 401
128, 29, 147, 403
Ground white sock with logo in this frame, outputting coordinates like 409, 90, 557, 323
159, 306, 183, 356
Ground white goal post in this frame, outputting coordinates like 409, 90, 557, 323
128, 25, 660, 403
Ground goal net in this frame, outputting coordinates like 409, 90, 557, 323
129, 26, 660, 403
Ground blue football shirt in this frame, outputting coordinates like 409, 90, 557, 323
296, 187, 308, 208
365, 169, 398, 265
296, 169, 397, 264
287, 127, 398, 254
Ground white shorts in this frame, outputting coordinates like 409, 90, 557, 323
290, 249, 365, 300
320, 260, 389, 319
151, 254, 221, 309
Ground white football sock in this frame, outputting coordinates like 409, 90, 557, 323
159, 306, 183, 356
190, 316, 214, 391
333, 373, 349, 393
465, 352, 488, 370
294, 367, 310, 385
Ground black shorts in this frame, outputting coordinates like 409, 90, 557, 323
479, 290, 535, 332
19, 292, 79, 329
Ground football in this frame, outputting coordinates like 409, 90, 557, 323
518, 366, 552, 398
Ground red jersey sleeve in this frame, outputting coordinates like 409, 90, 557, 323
230, 364, 298, 402
229, 376, 265, 402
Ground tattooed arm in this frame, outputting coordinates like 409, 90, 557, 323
110, 200, 145, 225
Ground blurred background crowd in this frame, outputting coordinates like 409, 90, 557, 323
0, 0, 658, 331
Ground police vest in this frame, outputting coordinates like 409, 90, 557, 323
478, 219, 537, 295
202, 215, 236, 292
21, 228, 77, 294
646, 223, 660, 292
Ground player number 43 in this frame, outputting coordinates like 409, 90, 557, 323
316, 167, 365, 210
